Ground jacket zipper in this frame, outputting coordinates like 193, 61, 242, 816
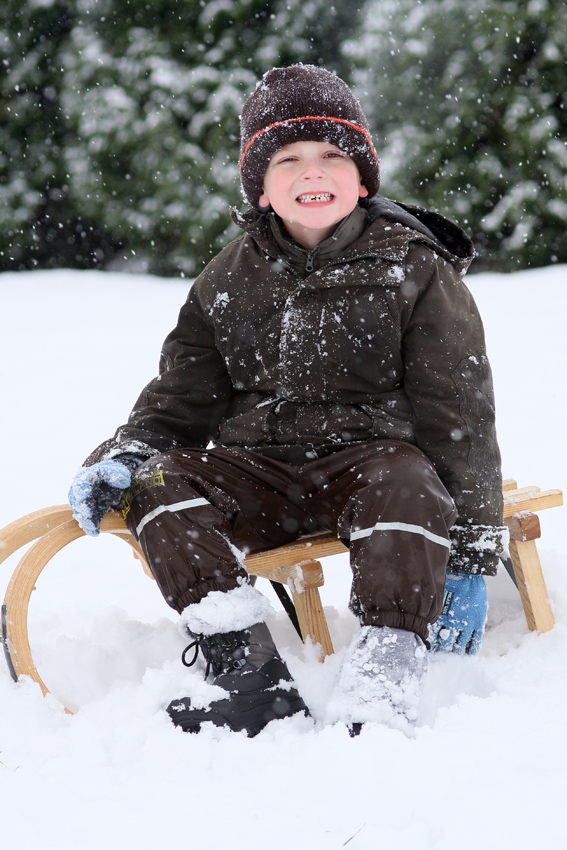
305, 252, 314, 273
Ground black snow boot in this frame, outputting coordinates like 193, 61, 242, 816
167, 622, 308, 736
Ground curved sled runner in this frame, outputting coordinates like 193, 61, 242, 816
0, 479, 563, 714
0, 505, 345, 713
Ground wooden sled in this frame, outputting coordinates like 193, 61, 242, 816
0, 479, 563, 714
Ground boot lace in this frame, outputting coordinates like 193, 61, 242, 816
181, 630, 249, 678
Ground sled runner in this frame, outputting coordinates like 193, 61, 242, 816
0, 479, 563, 713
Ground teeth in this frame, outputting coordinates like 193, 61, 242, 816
297, 193, 333, 203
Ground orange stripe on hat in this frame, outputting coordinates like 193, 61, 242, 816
239, 115, 379, 170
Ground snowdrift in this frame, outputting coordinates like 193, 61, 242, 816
1, 266, 566, 850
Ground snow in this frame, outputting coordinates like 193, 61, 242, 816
180, 582, 275, 636
1, 265, 566, 849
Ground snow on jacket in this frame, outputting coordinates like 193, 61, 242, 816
86, 197, 505, 575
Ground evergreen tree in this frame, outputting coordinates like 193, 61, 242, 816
259, 0, 361, 74
0, 0, 121, 270
58, 0, 271, 275
348, 0, 567, 270
1, 0, 366, 276
61, 0, 363, 276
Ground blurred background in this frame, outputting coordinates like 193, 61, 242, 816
1, 0, 566, 278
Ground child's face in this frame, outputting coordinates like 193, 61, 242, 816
258, 141, 368, 250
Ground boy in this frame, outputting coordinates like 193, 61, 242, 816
69, 65, 506, 736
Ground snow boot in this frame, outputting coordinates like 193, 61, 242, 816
167, 621, 309, 736
326, 625, 428, 735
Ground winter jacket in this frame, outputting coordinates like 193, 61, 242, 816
86, 197, 505, 575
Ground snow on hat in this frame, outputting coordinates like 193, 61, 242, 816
239, 64, 380, 208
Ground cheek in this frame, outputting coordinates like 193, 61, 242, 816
337, 167, 364, 200
261, 176, 293, 215
342, 179, 362, 205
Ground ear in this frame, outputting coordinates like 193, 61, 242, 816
258, 192, 271, 209
358, 183, 369, 199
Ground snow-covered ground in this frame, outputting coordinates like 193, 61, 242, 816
1, 266, 566, 849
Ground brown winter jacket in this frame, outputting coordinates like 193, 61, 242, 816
87, 197, 505, 575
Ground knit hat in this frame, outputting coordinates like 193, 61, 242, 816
240, 64, 380, 208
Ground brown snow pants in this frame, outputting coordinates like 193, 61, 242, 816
123, 441, 457, 643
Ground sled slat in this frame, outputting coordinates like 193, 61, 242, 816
0, 505, 72, 566
244, 533, 347, 571
504, 513, 541, 542
246, 557, 325, 592
3, 519, 84, 710
291, 583, 334, 657
503, 489, 563, 518
2, 511, 153, 714
508, 539, 555, 633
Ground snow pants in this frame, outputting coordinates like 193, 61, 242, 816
123, 441, 457, 643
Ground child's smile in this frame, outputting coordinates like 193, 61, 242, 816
259, 141, 368, 250
296, 193, 334, 204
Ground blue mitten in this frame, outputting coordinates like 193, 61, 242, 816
430, 573, 488, 656
68, 460, 132, 536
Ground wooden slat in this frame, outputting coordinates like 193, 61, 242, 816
291, 586, 334, 657
503, 489, 563, 518
508, 539, 555, 633
0, 505, 73, 566
244, 533, 347, 572
3, 519, 85, 710
247, 558, 325, 590
2, 511, 153, 713
504, 513, 541, 542
502, 479, 518, 491
503, 485, 541, 497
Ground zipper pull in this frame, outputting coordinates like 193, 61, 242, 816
305, 252, 314, 273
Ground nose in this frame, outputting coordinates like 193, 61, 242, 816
301, 158, 325, 179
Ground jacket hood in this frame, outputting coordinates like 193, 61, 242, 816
231, 195, 475, 276
366, 197, 475, 273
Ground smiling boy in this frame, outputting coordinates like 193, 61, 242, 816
69, 65, 505, 737
258, 140, 369, 248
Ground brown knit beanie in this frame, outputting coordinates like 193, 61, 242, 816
240, 64, 380, 208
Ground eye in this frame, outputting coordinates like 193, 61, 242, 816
323, 150, 345, 159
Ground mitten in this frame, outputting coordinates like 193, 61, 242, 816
429, 573, 488, 656
68, 459, 133, 536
